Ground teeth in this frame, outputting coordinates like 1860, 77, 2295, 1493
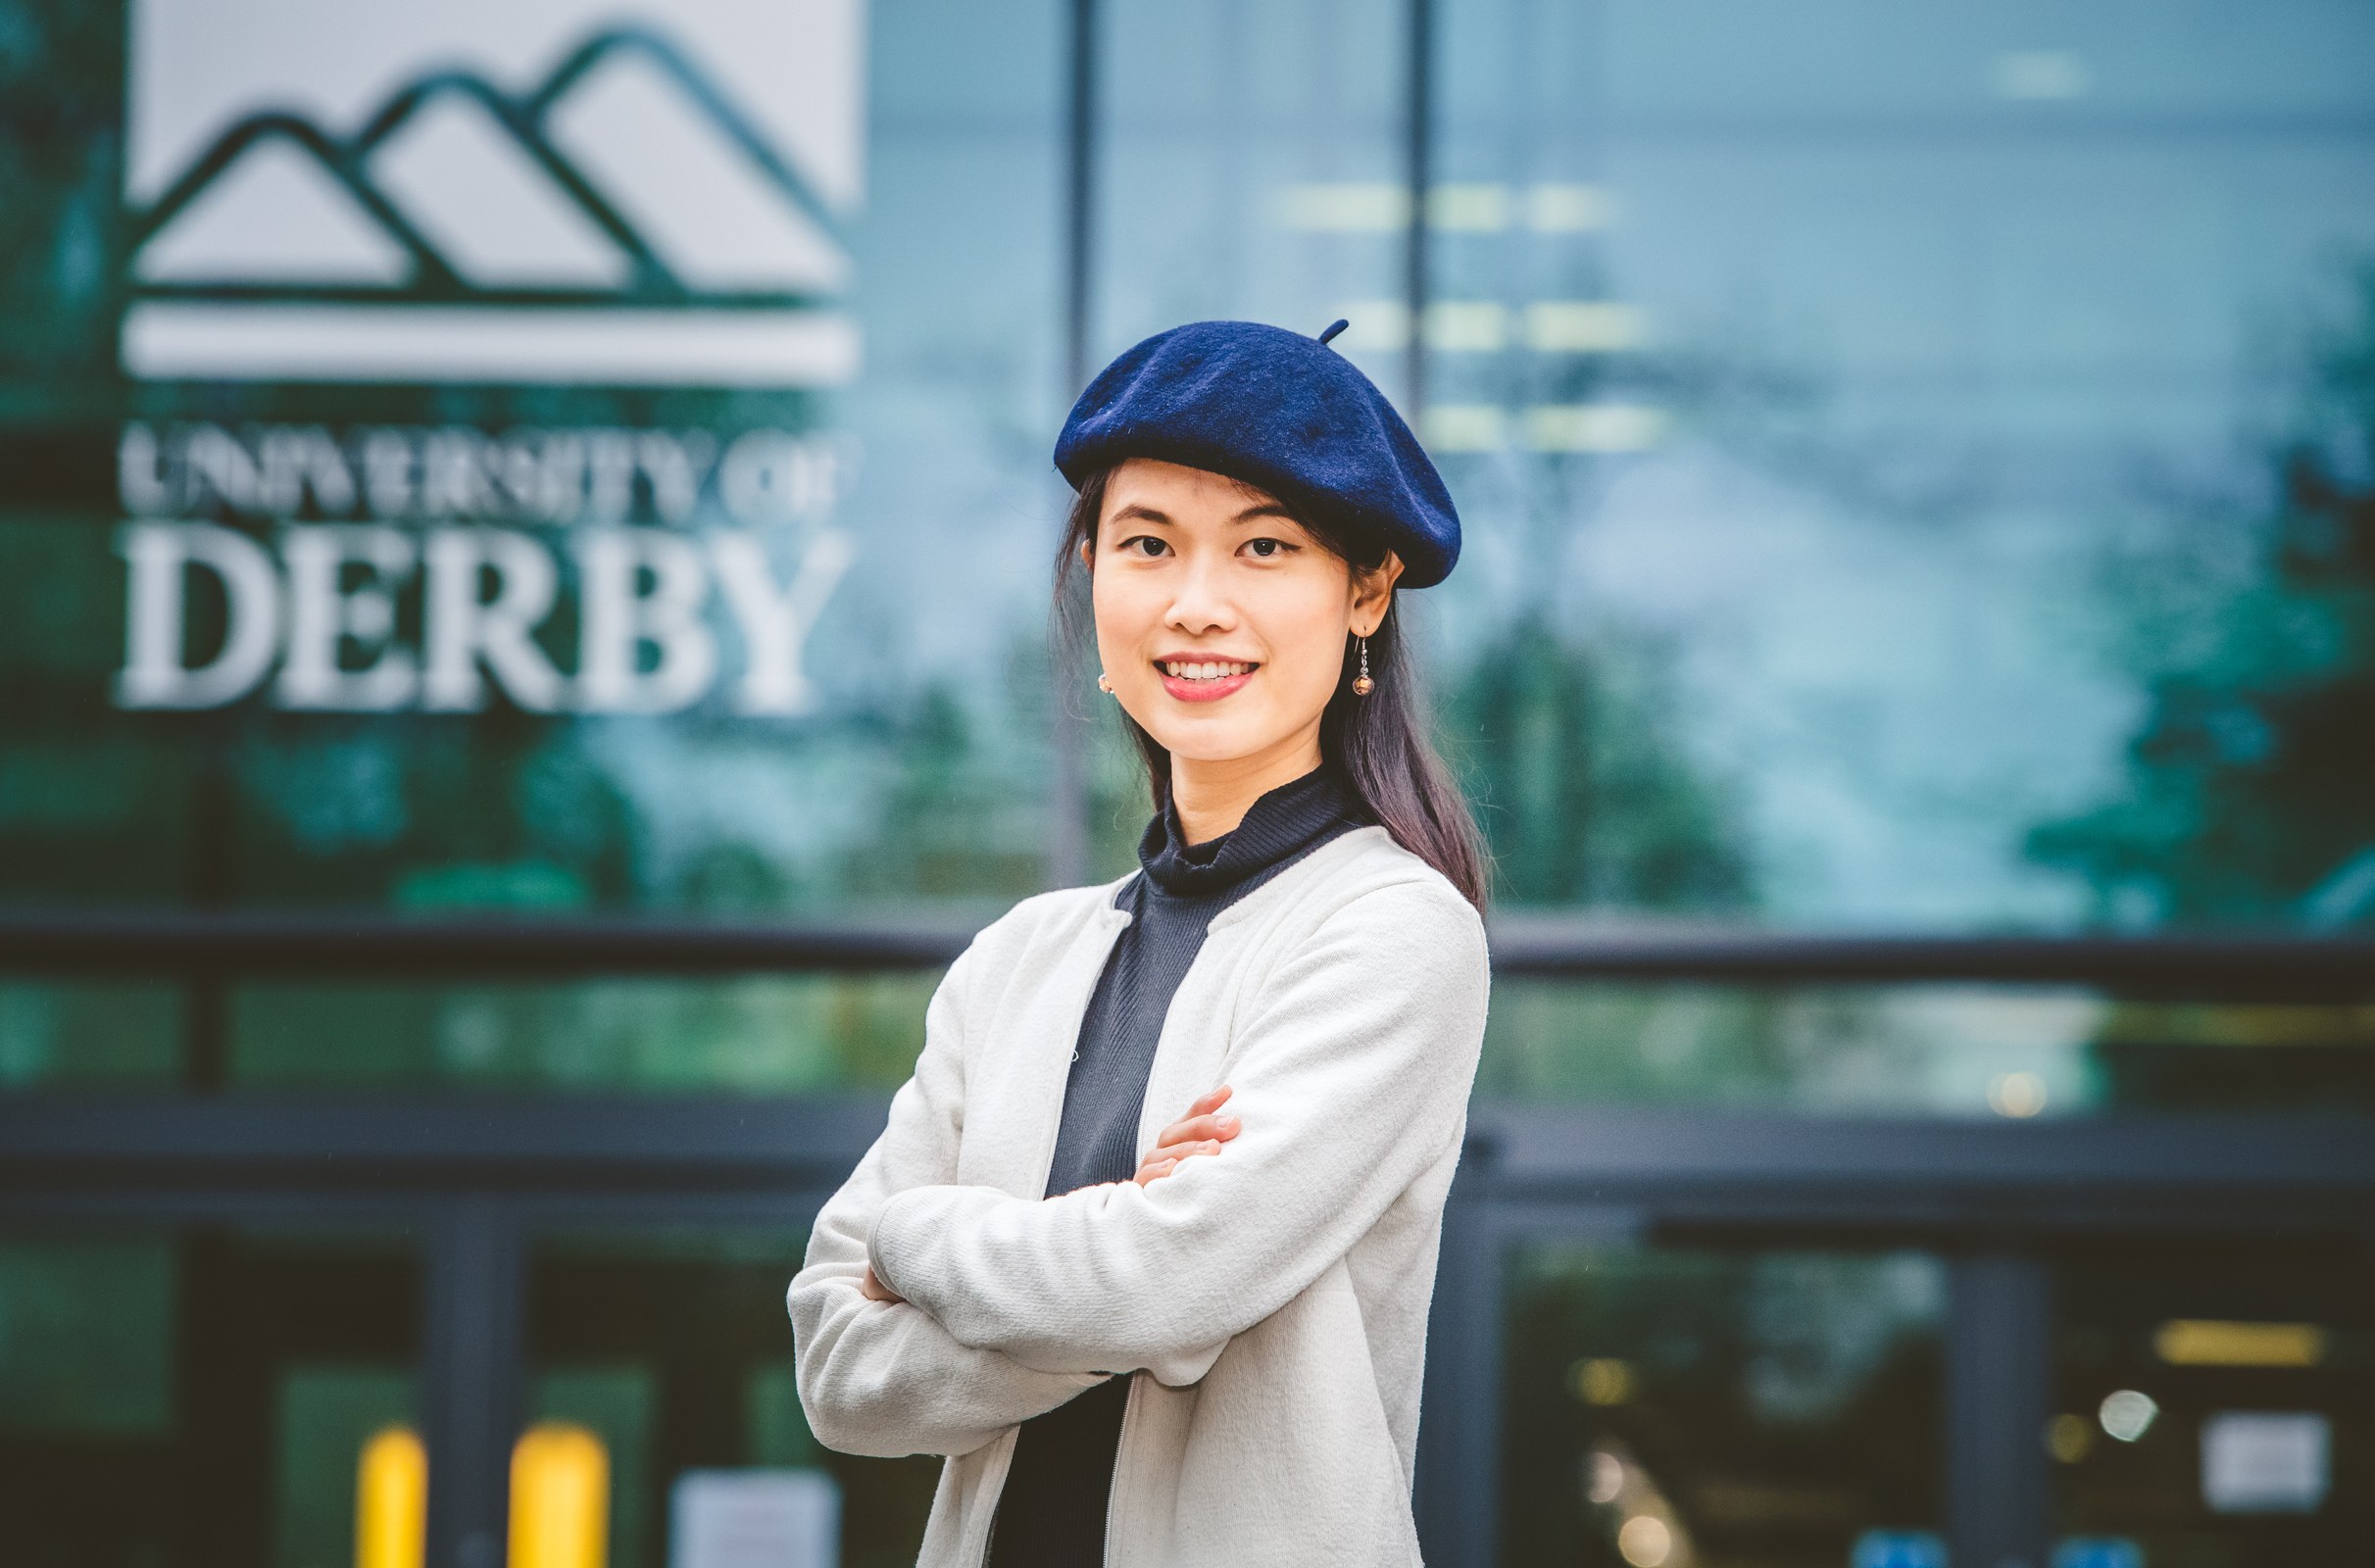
1163, 661, 1252, 680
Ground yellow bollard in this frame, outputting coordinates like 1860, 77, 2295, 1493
354, 1425, 427, 1568
509, 1421, 610, 1568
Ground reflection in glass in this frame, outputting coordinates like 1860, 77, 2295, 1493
1429, 0, 2375, 930
526, 1229, 931, 1568
1096, 0, 1411, 399
0, 1225, 420, 1568
229, 972, 939, 1093
1480, 981, 2375, 1116
2053, 1245, 2371, 1557
0, 982, 181, 1090
1505, 1244, 1944, 1567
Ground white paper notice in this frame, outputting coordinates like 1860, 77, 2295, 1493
669, 1469, 839, 1568
2201, 1411, 2330, 1514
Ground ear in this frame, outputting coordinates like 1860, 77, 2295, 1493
1351, 550, 1406, 636
1079, 536, 1095, 570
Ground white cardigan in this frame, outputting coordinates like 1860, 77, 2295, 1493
786, 826, 1490, 1566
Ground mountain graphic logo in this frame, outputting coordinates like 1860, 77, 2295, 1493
123, 17, 862, 387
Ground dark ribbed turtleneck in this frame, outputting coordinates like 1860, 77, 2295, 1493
985, 766, 1367, 1568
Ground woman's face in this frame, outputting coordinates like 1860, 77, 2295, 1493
1090, 458, 1400, 772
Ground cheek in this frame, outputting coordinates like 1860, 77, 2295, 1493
1090, 570, 1156, 660
1248, 586, 1350, 704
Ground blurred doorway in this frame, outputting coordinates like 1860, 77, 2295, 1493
523, 1228, 936, 1568
1503, 1244, 1947, 1568
0, 1224, 421, 1568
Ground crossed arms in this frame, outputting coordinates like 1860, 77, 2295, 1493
785, 883, 1487, 1457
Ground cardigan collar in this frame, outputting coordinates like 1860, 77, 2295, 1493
1137, 765, 1368, 898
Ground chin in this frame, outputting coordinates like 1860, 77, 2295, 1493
1146, 719, 1290, 765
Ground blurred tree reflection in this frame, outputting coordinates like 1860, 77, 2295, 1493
840, 679, 1051, 904
2031, 268, 2375, 929
1448, 614, 1752, 910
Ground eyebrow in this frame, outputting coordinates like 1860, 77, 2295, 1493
1104, 501, 1299, 528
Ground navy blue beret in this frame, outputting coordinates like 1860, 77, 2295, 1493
1054, 319, 1460, 588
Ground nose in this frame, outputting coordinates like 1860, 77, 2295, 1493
1163, 551, 1238, 638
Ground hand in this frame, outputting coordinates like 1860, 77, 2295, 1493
859, 1265, 905, 1303
1131, 1085, 1242, 1188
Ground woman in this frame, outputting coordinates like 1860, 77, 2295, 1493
787, 319, 1492, 1567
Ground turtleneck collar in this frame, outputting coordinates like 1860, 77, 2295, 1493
1136, 765, 1368, 898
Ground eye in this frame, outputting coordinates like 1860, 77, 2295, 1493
1244, 537, 1290, 559
1117, 535, 1170, 558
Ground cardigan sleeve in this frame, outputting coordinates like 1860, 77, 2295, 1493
866, 878, 1489, 1381
787, 942, 1110, 1457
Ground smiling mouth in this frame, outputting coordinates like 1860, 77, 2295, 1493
1157, 660, 1258, 682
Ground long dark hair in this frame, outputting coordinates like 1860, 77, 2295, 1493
1054, 466, 1489, 909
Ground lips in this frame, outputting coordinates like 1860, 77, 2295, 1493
1156, 657, 1258, 704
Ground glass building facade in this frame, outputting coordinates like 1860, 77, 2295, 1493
2, 1, 2372, 1564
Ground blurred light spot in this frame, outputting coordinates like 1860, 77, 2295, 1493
1423, 406, 1507, 453
1526, 301, 1645, 352
1585, 1448, 1626, 1504
2099, 1389, 2157, 1443
1617, 1515, 1672, 1567
356, 1425, 426, 1568
1571, 1357, 1637, 1406
1424, 301, 1508, 352
2047, 1412, 2095, 1463
1276, 182, 1410, 231
2202, 1411, 2330, 1513
2051, 1541, 2142, 1568
1988, 1070, 2048, 1117
1326, 302, 1410, 351
1528, 183, 1610, 231
1992, 50, 2091, 100
1428, 183, 1510, 231
1526, 404, 1665, 453
2155, 1319, 2326, 1367
2302, 846, 2375, 928
1853, 1531, 1948, 1568
510, 1421, 609, 1568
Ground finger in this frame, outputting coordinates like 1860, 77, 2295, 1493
1134, 1138, 1224, 1184
1156, 1108, 1243, 1147
1155, 1111, 1242, 1150
1192, 1084, 1234, 1116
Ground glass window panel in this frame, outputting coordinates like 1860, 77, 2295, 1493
0, 1235, 177, 1434
2053, 1242, 2374, 1558
527, 1228, 936, 1568
1507, 1242, 1946, 1565
0, 0, 1069, 925
1096, 0, 1411, 398
0, 1224, 421, 1568
1429, 0, 2375, 928
1482, 981, 2375, 1115
0, 981, 182, 1089
272, 1366, 415, 1568
225, 971, 937, 1092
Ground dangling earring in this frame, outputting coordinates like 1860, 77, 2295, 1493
1352, 635, 1375, 697
1097, 672, 1115, 695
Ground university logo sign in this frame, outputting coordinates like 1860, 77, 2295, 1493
115, 421, 855, 715
124, 0, 863, 384
113, 0, 866, 717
